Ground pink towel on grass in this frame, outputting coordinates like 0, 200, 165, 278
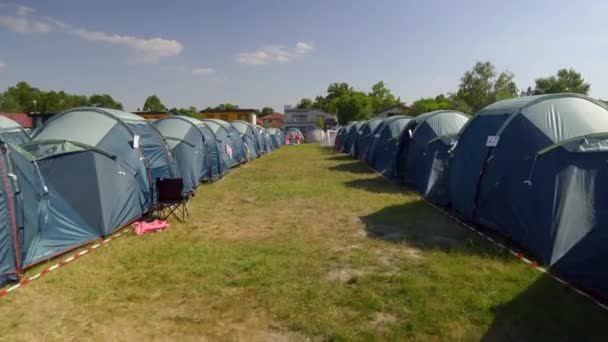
132, 219, 169, 235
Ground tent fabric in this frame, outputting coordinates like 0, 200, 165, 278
1, 139, 148, 275
335, 124, 354, 152
449, 93, 608, 297
417, 135, 458, 205
354, 118, 383, 160
266, 128, 284, 149
231, 121, 260, 160
177, 117, 227, 179
366, 116, 412, 177
343, 122, 365, 155
33, 108, 160, 209
396, 110, 469, 190
306, 128, 325, 143
0, 116, 30, 145
253, 125, 270, 154
153, 116, 213, 193
200, 119, 241, 169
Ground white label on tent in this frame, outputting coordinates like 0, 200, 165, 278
133, 135, 140, 149
408, 129, 413, 138
486, 135, 500, 147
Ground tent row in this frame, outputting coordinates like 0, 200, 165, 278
335, 93, 608, 300
0, 108, 283, 286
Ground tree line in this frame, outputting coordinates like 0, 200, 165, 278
296, 62, 597, 124
0, 81, 124, 112
1, 62, 599, 124
0, 82, 279, 118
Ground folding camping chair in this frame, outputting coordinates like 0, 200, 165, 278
154, 178, 190, 222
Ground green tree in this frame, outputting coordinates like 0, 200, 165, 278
260, 107, 274, 116
368, 81, 400, 113
411, 94, 451, 115
296, 98, 314, 109
335, 91, 373, 125
0, 93, 21, 112
316, 116, 325, 129
455, 61, 518, 113
206, 103, 239, 110
143, 95, 166, 111
88, 94, 124, 110
533, 68, 590, 95
169, 106, 198, 117
3, 81, 41, 112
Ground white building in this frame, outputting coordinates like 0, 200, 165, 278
375, 103, 414, 118
283, 106, 337, 133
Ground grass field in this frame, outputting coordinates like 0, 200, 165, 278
0, 144, 607, 341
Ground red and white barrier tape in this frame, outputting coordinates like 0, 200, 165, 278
0, 228, 131, 299
355, 154, 608, 312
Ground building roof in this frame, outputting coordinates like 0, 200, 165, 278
0, 112, 33, 128
261, 113, 284, 120
376, 102, 413, 114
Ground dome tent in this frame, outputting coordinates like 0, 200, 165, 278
261, 127, 274, 152
231, 120, 260, 160
335, 123, 354, 151
305, 127, 325, 143
33, 107, 181, 209
162, 116, 227, 179
343, 121, 365, 155
202, 119, 246, 165
0, 116, 30, 145
450, 94, 608, 298
253, 125, 271, 154
354, 118, 383, 160
366, 116, 412, 177
396, 110, 469, 190
0, 139, 149, 285
200, 119, 242, 168
153, 116, 214, 193
266, 128, 284, 149
416, 134, 459, 205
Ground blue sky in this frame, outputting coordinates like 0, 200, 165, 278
1, 0, 607, 112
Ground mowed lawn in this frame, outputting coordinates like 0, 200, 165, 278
1, 144, 607, 341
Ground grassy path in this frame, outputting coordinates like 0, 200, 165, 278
0, 144, 606, 341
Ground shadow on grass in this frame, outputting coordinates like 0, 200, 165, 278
328, 162, 371, 174
326, 155, 354, 161
360, 202, 502, 256
344, 177, 402, 194
481, 275, 608, 341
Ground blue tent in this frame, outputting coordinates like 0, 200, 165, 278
366, 116, 412, 177
335, 124, 352, 152
153, 116, 214, 193
0, 116, 30, 144
396, 110, 469, 189
343, 121, 365, 155
267, 128, 284, 149
354, 118, 383, 160
201, 119, 243, 168
231, 120, 260, 160
450, 94, 608, 297
0, 139, 149, 285
416, 134, 458, 205
33, 107, 178, 208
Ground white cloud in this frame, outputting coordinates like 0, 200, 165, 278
69, 28, 183, 63
237, 42, 314, 65
16, 5, 34, 17
237, 46, 291, 65
0, 5, 51, 33
0, 7, 182, 63
0, 60, 5, 69
192, 67, 215, 76
295, 41, 314, 54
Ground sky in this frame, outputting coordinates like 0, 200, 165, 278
1, 0, 608, 112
